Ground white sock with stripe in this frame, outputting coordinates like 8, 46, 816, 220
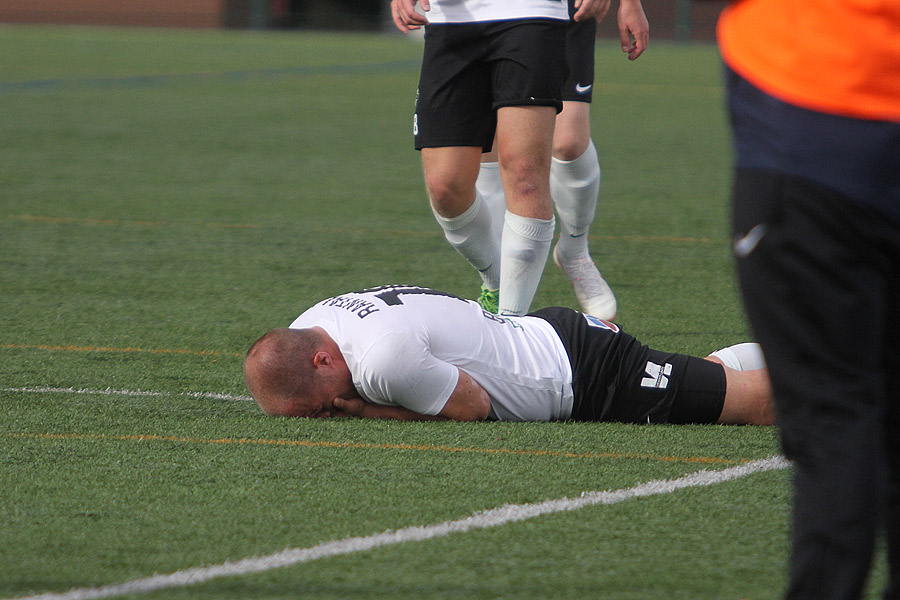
499, 211, 555, 316
551, 140, 601, 261
431, 193, 500, 290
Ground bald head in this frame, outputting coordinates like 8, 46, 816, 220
243, 327, 325, 416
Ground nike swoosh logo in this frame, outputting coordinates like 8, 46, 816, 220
734, 224, 768, 258
575, 83, 592, 94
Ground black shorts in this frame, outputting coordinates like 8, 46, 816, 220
531, 307, 727, 424
562, 0, 596, 103
414, 19, 567, 151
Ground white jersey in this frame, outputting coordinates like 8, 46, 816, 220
424, 0, 568, 24
289, 286, 574, 421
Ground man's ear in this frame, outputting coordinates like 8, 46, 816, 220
312, 351, 332, 370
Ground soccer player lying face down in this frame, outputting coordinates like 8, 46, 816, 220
243, 327, 355, 419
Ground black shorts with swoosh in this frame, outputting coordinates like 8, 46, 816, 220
561, 2, 596, 103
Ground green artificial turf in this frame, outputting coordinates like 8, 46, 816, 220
0, 25, 887, 599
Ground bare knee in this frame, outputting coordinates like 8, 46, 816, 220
552, 102, 591, 161
422, 147, 482, 216
425, 175, 477, 217
552, 129, 590, 161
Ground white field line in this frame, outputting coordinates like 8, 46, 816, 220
7, 456, 790, 600
1, 386, 252, 402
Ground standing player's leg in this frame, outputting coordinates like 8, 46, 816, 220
734, 169, 888, 599
883, 275, 900, 597
550, 101, 617, 319
550, 11, 617, 320
475, 103, 615, 318
415, 24, 503, 299
490, 19, 567, 316
495, 104, 558, 316
423, 145, 502, 295
475, 142, 506, 250
473, 142, 504, 312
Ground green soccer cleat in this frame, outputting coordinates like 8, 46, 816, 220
476, 284, 499, 314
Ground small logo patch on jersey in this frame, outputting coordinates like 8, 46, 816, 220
584, 314, 619, 333
575, 83, 593, 94
641, 361, 672, 389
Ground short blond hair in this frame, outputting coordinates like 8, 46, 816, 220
243, 327, 324, 414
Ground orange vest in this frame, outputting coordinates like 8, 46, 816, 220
718, 0, 900, 122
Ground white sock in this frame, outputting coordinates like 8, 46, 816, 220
431, 193, 500, 290
710, 343, 767, 371
551, 140, 601, 261
475, 161, 506, 246
499, 211, 555, 316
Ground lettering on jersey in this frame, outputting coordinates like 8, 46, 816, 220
322, 295, 380, 319
641, 361, 673, 389
360, 284, 467, 306
583, 314, 620, 333
481, 311, 524, 330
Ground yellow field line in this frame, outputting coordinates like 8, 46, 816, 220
4, 431, 747, 466
0, 342, 241, 357
6, 214, 726, 244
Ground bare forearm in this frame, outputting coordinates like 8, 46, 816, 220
331, 368, 489, 422
361, 404, 446, 421
333, 397, 446, 421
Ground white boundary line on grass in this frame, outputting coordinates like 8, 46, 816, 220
8, 456, 790, 600
1, 386, 253, 402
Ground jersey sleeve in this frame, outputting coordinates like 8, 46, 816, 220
355, 331, 460, 416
